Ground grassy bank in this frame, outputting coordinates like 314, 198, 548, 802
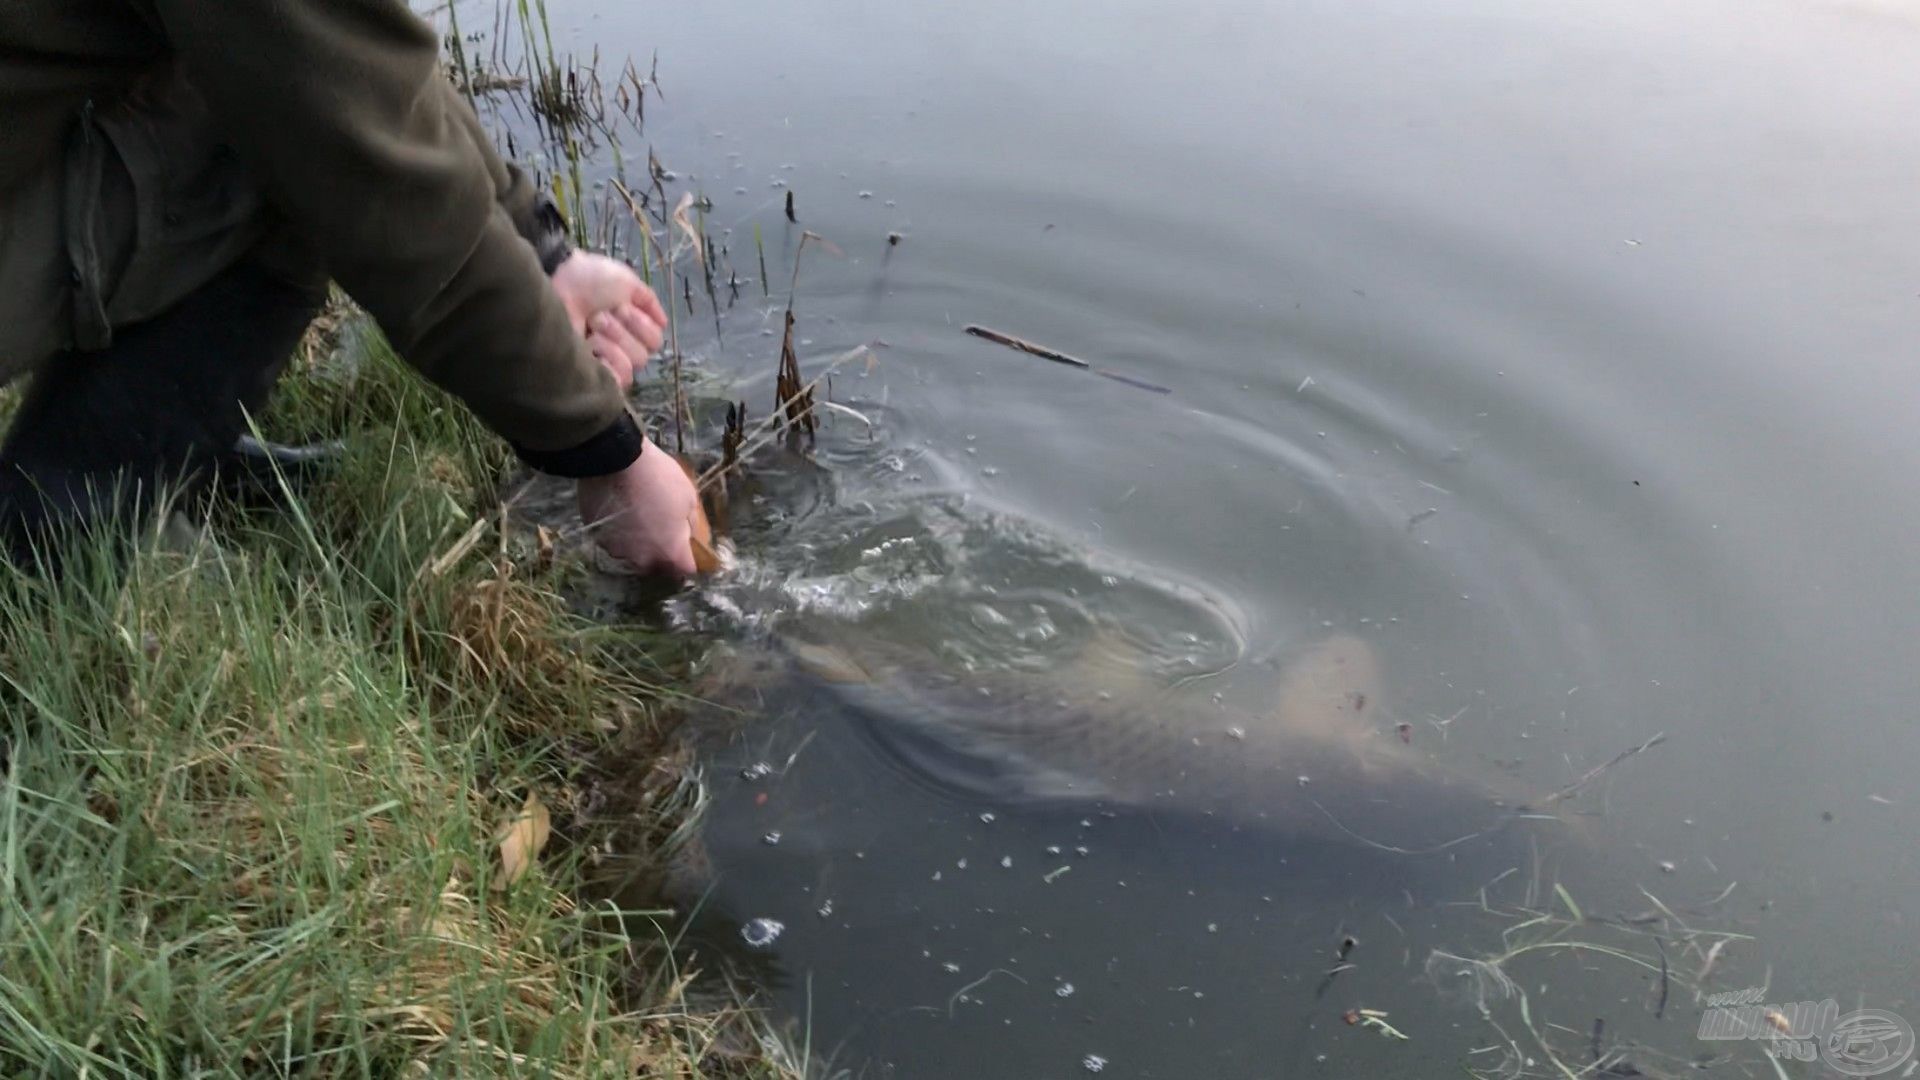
0, 307, 797, 1078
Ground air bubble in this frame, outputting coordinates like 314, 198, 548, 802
740, 918, 784, 948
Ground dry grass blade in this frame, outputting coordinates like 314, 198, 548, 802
418, 479, 536, 582
670, 191, 704, 273
1541, 732, 1668, 807
819, 400, 874, 437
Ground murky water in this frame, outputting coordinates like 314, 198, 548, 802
473, 0, 1920, 1074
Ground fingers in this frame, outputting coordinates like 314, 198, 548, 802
663, 511, 698, 577
627, 282, 668, 330
612, 303, 665, 357
622, 523, 697, 579
588, 336, 635, 391
588, 312, 646, 385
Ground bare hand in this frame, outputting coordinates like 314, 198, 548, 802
549, 251, 667, 391
576, 436, 700, 579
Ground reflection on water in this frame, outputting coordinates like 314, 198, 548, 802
469, 0, 1920, 1072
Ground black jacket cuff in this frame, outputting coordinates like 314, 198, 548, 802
513, 410, 645, 478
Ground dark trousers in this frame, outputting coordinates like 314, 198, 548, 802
0, 258, 326, 571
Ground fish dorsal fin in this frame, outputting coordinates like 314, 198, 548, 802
785, 639, 874, 685
1268, 634, 1388, 752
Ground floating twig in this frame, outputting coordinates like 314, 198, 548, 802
964, 324, 1088, 368
963, 324, 1171, 394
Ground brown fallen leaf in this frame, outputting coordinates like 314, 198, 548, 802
534, 525, 556, 572
493, 790, 552, 891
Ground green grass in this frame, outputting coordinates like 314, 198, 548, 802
0, 309, 799, 1078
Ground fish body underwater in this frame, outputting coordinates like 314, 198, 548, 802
689, 622, 1588, 864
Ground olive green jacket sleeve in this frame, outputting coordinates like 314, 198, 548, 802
152, 0, 640, 471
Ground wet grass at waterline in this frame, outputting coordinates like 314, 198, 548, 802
0, 312, 806, 1078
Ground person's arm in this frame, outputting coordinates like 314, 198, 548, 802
154, 0, 638, 478
441, 79, 575, 276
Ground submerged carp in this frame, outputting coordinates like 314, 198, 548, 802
691, 623, 1579, 859
674, 472, 1577, 860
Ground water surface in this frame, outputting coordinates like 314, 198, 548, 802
476, 0, 1920, 1074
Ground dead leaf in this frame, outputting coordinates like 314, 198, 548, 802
534, 525, 556, 572
493, 790, 552, 891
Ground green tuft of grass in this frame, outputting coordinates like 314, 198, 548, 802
0, 309, 801, 1079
